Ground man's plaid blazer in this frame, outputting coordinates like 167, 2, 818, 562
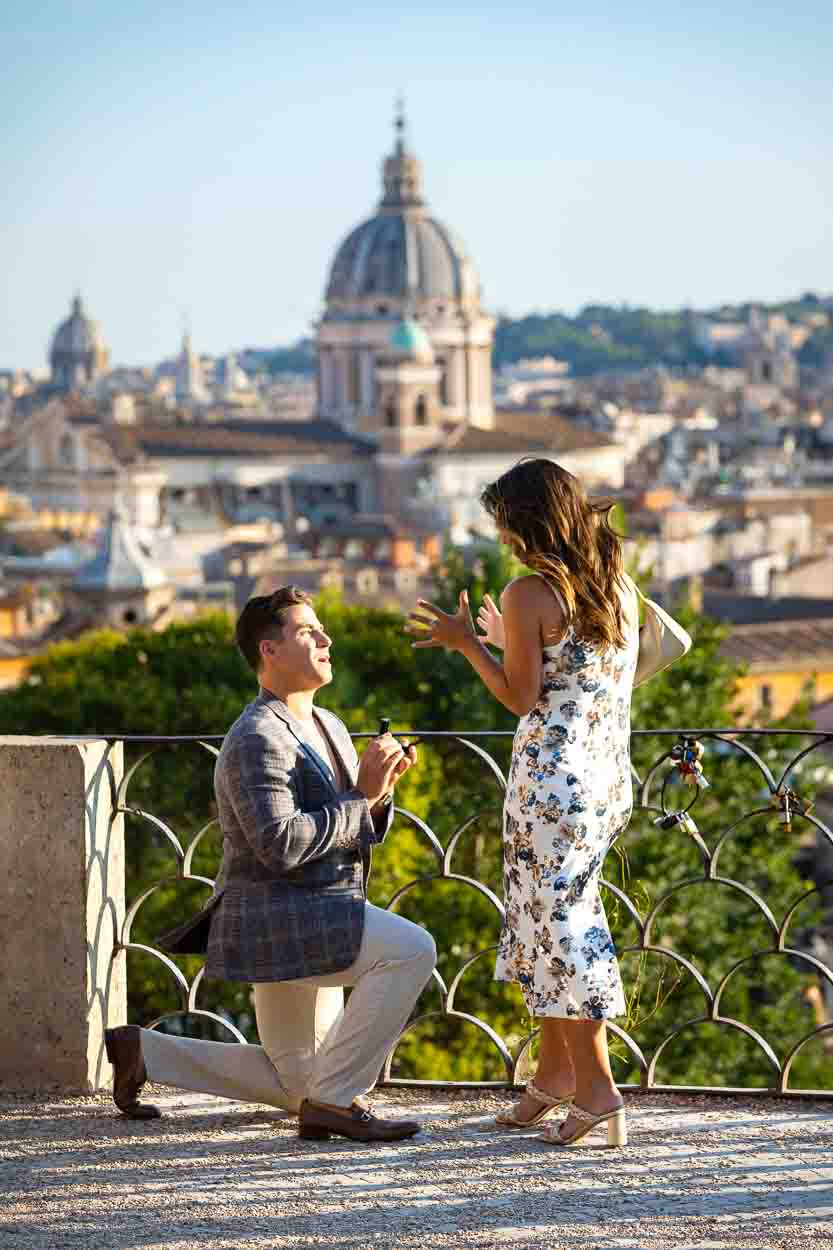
204, 689, 393, 983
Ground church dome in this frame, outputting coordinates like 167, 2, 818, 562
50, 294, 108, 389
325, 109, 480, 307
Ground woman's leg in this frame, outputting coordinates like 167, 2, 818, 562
557, 1018, 622, 1137
509, 1018, 576, 1120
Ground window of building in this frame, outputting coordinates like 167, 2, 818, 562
436, 355, 448, 405
415, 395, 428, 425
344, 539, 364, 559
761, 360, 772, 382
356, 567, 379, 595
759, 684, 772, 712
385, 403, 397, 427
57, 432, 75, 467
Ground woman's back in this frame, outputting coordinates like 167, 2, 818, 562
521, 573, 639, 785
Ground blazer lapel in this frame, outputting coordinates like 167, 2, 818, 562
257, 689, 339, 795
314, 710, 357, 788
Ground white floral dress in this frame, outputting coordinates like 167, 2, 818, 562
494, 579, 639, 1019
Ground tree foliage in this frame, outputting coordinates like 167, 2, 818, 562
493, 296, 832, 376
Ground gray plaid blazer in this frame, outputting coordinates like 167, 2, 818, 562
204, 689, 393, 983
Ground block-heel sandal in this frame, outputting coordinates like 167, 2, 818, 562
494, 1080, 574, 1129
539, 1102, 627, 1147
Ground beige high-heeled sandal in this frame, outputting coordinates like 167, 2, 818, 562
494, 1081, 574, 1129
539, 1101, 627, 1147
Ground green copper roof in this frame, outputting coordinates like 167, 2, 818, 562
390, 318, 433, 359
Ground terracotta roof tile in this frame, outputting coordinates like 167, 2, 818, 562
68, 418, 375, 461
720, 619, 833, 667
423, 410, 617, 456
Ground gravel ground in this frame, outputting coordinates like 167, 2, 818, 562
2, 1087, 832, 1250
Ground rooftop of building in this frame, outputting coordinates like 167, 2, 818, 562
719, 617, 833, 667
72, 508, 167, 592
69, 416, 377, 461
704, 589, 833, 625
309, 512, 442, 539
424, 410, 617, 457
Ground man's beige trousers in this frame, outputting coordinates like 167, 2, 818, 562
141, 903, 436, 1110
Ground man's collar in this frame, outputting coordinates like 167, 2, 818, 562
257, 685, 311, 719
255, 687, 353, 789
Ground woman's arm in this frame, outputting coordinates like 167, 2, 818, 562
477, 593, 504, 648
407, 580, 556, 716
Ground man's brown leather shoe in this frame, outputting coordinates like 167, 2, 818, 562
298, 1098, 420, 1142
104, 1026, 161, 1120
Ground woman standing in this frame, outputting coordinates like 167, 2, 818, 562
406, 459, 638, 1147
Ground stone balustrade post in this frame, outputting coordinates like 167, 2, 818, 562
0, 737, 125, 1092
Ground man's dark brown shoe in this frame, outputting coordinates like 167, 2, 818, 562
104, 1026, 161, 1120
298, 1098, 420, 1142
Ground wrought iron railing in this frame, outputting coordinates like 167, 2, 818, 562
112, 728, 833, 1099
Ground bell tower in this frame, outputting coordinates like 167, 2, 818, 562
361, 318, 443, 455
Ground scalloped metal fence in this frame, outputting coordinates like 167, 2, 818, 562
112, 728, 833, 1099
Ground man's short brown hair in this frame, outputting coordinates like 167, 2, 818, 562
235, 586, 314, 674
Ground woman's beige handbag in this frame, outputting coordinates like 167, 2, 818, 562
632, 581, 692, 687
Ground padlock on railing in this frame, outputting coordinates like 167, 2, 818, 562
670, 737, 710, 790
770, 785, 813, 834
654, 809, 699, 835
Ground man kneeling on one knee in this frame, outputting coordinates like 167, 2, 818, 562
105, 586, 437, 1143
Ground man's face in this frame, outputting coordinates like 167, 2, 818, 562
260, 603, 333, 692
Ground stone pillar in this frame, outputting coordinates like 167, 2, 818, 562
0, 737, 125, 1091
360, 349, 375, 413
280, 477, 296, 539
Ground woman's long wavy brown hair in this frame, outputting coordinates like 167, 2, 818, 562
480, 458, 628, 651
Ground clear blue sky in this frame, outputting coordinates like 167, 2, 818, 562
2, 0, 832, 369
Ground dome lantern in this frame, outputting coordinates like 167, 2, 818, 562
380, 99, 425, 212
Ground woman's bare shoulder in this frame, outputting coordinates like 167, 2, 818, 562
501, 574, 565, 619
501, 574, 545, 604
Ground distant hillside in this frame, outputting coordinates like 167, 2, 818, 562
256, 294, 833, 378
494, 293, 833, 376
249, 339, 316, 376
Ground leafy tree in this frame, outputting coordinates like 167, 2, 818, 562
492, 297, 832, 377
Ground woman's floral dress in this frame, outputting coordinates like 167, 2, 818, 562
494, 580, 639, 1019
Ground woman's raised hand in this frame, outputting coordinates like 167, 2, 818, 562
476, 593, 505, 649
405, 591, 476, 651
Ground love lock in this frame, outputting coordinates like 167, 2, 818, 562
654, 810, 699, 835
670, 738, 711, 790
770, 786, 812, 834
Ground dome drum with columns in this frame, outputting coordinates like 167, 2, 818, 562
316, 107, 494, 434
